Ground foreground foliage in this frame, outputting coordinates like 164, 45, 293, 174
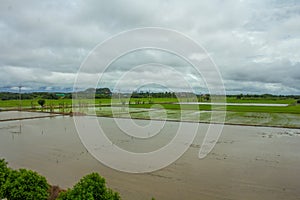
0, 159, 121, 200
0, 159, 9, 198
3, 169, 49, 200
57, 173, 120, 200
0, 159, 49, 200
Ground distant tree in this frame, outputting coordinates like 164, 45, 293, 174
297, 99, 300, 104
57, 173, 120, 200
203, 94, 210, 101
38, 99, 46, 107
262, 94, 273, 98
96, 88, 111, 95
236, 94, 243, 100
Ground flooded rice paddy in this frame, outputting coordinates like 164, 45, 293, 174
0, 111, 300, 199
177, 102, 289, 107
92, 107, 300, 128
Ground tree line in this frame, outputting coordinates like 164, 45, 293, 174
1, 89, 299, 101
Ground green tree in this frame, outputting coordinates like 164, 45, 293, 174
2, 168, 49, 200
0, 159, 9, 198
38, 99, 46, 107
57, 173, 120, 200
236, 94, 243, 100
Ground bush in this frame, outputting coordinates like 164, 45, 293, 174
1, 159, 121, 200
2, 168, 49, 200
0, 159, 9, 198
57, 173, 120, 200
38, 99, 46, 107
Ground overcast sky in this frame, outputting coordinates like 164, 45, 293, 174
0, 0, 299, 94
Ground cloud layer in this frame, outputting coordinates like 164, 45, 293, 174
0, 0, 299, 94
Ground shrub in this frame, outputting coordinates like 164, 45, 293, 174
1, 159, 121, 200
38, 99, 46, 107
57, 173, 120, 200
0, 159, 9, 198
2, 168, 49, 200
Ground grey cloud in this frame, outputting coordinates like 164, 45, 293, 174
0, 0, 299, 94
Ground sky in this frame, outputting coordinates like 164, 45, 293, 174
0, 0, 300, 94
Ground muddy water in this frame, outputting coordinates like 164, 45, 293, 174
0, 111, 60, 120
0, 113, 300, 200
